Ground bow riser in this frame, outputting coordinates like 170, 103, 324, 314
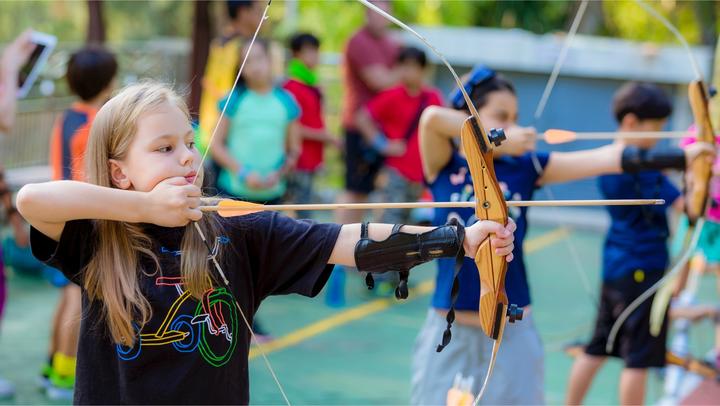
460, 117, 510, 340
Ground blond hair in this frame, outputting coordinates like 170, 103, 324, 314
85, 82, 220, 346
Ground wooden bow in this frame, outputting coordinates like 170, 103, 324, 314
461, 109, 520, 404
354, 2, 519, 402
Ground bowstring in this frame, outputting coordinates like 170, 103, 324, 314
530, 0, 599, 309
190, 2, 291, 404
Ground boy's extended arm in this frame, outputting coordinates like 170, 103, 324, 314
538, 144, 624, 186
538, 142, 715, 186
17, 179, 202, 241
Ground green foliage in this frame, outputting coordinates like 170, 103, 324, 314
603, 0, 702, 44
0, 0, 192, 43
293, 1, 366, 51
0, 1, 85, 42
1, 1, 717, 50
104, 0, 193, 40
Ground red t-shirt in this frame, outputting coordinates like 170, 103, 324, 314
341, 27, 399, 129
282, 79, 325, 172
366, 86, 443, 183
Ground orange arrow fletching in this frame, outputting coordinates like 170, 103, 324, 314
543, 129, 577, 144
216, 200, 266, 217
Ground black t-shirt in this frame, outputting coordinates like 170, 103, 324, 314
31, 212, 341, 405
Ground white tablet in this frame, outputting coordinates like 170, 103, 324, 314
17, 31, 57, 99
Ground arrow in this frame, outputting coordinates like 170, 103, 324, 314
200, 198, 666, 217
541, 129, 688, 144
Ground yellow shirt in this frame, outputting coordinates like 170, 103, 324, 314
197, 36, 285, 152
198, 35, 244, 151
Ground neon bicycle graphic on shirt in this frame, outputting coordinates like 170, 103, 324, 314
116, 276, 239, 367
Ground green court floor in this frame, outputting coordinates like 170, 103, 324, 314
1, 225, 717, 404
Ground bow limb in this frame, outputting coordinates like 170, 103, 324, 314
606, 0, 717, 353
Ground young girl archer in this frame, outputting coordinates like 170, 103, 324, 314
17, 82, 516, 404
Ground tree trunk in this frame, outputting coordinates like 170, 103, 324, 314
188, 0, 213, 121
86, 0, 106, 45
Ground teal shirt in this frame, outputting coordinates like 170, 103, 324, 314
217, 87, 299, 200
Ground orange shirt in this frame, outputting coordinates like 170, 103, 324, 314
49, 102, 97, 181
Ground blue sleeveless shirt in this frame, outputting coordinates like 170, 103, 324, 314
429, 149, 550, 310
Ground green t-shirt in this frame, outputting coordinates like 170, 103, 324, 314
217, 87, 299, 201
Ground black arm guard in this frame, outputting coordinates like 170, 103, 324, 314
354, 221, 464, 300
621, 146, 686, 173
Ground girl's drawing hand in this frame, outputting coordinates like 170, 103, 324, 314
145, 177, 202, 227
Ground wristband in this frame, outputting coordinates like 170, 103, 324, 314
621, 146, 686, 173
371, 133, 389, 152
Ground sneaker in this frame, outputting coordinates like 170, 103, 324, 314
46, 384, 74, 401
46, 371, 74, 401
0, 377, 15, 400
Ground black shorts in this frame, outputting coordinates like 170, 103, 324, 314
585, 269, 668, 368
343, 129, 383, 194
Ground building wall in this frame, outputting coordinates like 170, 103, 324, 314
402, 26, 711, 202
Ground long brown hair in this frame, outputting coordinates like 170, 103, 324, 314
84, 82, 221, 346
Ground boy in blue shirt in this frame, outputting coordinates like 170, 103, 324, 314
566, 82, 712, 405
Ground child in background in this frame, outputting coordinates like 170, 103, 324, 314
355, 46, 443, 224
18, 81, 515, 404
282, 33, 337, 207
566, 83, 715, 405
210, 39, 300, 205
197, 0, 265, 152
44, 45, 117, 400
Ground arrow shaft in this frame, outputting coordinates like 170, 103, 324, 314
201, 199, 665, 213
541, 130, 687, 141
